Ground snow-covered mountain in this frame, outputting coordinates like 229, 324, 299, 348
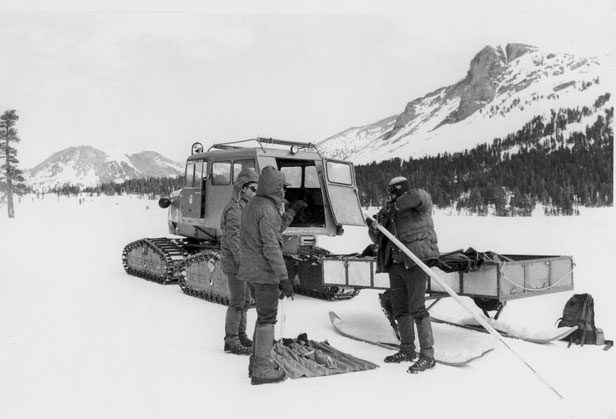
318, 43, 612, 164
25, 146, 184, 190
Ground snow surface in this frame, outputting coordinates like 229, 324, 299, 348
1, 196, 615, 419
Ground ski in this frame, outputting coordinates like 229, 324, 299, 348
429, 315, 578, 344
329, 312, 494, 366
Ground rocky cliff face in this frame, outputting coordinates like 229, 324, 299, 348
317, 43, 608, 164
450, 45, 507, 122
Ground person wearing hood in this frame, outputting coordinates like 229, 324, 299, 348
367, 176, 440, 374
220, 168, 260, 356
238, 166, 305, 385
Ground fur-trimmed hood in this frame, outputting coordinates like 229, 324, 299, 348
256, 166, 286, 208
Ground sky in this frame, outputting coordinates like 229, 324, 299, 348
0, 0, 614, 168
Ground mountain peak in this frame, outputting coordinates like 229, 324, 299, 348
25, 146, 183, 191
505, 43, 536, 62
468, 45, 507, 81
317, 44, 608, 165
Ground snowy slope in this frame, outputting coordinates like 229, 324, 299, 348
24, 146, 184, 191
318, 44, 613, 164
0, 196, 614, 419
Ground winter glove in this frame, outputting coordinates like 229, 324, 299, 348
279, 278, 294, 299
376, 201, 396, 225
365, 217, 376, 231
291, 200, 308, 212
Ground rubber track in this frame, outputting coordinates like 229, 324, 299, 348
123, 239, 360, 303
180, 280, 359, 306
180, 250, 360, 305
179, 278, 232, 305
122, 238, 187, 284
179, 250, 232, 306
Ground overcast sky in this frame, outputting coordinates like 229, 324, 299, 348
1, 0, 614, 168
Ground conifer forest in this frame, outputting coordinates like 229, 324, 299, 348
355, 98, 613, 215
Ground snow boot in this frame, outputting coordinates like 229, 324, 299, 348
407, 317, 435, 373
251, 324, 286, 385
384, 315, 417, 363
239, 310, 252, 347
248, 328, 256, 378
224, 342, 252, 356
224, 308, 251, 355
239, 335, 253, 348
407, 356, 436, 374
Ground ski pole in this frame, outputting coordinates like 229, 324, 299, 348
371, 218, 565, 401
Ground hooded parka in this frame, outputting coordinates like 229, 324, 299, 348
238, 166, 289, 285
220, 168, 260, 274
369, 188, 439, 273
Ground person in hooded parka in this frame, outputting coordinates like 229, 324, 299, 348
220, 168, 260, 356
238, 166, 297, 385
368, 176, 440, 374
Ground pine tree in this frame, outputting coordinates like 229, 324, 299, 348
0, 109, 25, 218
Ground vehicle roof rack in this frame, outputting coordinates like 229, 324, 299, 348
209, 137, 319, 154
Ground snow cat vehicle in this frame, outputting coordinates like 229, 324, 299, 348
122, 137, 367, 304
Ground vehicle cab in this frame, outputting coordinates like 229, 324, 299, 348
162, 138, 365, 253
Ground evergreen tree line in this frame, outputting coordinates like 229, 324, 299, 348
50, 176, 184, 198
355, 97, 613, 216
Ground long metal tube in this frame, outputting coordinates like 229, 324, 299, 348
372, 218, 565, 401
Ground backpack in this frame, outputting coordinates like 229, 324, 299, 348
557, 293, 598, 346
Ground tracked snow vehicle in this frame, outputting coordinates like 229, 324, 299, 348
122, 138, 367, 304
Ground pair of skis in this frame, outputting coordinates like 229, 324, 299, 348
429, 315, 577, 344
329, 311, 577, 366
329, 311, 494, 366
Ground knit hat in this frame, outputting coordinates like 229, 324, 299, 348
387, 176, 411, 197
236, 168, 259, 188
232, 168, 259, 200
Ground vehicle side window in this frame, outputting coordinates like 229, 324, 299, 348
185, 162, 196, 187
280, 166, 302, 187
212, 161, 231, 185
233, 159, 256, 182
201, 161, 208, 180
326, 161, 353, 185
194, 160, 204, 183
304, 166, 319, 187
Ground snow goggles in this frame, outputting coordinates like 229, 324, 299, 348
387, 184, 402, 194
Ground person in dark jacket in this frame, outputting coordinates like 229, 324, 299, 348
367, 176, 440, 373
220, 168, 260, 356
238, 166, 304, 385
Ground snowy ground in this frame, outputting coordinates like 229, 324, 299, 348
1, 195, 615, 419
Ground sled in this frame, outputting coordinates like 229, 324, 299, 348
322, 253, 574, 307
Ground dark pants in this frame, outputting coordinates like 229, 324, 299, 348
224, 272, 253, 346
388, 263, 429, 320
227, 272, 252, 310
248, 283, 279, 325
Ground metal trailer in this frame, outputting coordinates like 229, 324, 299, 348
320, 253, 574, 316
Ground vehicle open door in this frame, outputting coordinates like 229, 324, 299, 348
322, 159, 366, 228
